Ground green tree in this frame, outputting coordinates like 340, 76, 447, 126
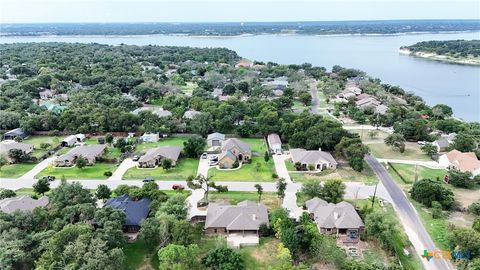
161, 158, 173, 170
276, 178, 287, 204
468, 202, 480, 216
0, 188, 16, 199
254, 184, 263, 202
40, 142, 51, 151
75, 156, 88, 169
472, 217, 480, 233
298, 91, 312, 106
105, 133, 114, 145
321, 179, 345, 203
421, 143, 438, 159
158, 194, 188, 220
447, 227, 480, 258
158, 244, 199, 270
448, 169, 475, 189
8, 149, 28, 163
189, 113, 213, 137
410, 178, 454, 209
96, 184, 111, 201
183, 136, 206, 158
33, 178, 50, 196
384, 133, 406, 153
300, 180, 323, 200
452, 133, 477, 152
431, 201, 443, 219
202, 247, 245, 270
264, 151, 270, 162
171, 220, 200, 246
0, 155, 7, 171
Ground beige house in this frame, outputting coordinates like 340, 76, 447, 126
55, 144, 106, 167
138, 146, 182, 168
290, 148, 337, 171
305, 198, 364, 243
218, 138, 252, 169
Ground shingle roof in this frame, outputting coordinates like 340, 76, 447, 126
435, 138, 450, 148
306, 198, 364, 229
138, 146, 182, 163
267, 133, 282, 145
205, 200, 268, 231
290, 148, 337, 166
0, 142, 33, 154
57, 144, 106, 163
104, 194, 151, 226
221, 138, 251, 154
183, 109, 202, 119
207, 132, 225, 141
445, 150, 480, 173
4, 128, 25, 136
218, 150, 236, 161
0, 196, 49, 213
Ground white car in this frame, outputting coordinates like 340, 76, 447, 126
209, 160, 218, 166
417, 141, 427, 145
201, 153, 208, 159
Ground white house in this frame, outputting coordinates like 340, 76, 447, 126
141, 132, 160, 143
61, 134, 86, 147
290, 148, 338, 171
267, 133, 282, 154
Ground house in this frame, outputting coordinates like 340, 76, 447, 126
204, 200, 268, 247
61, 134, 86, 147
290, 148, 337, 171
131, 107, 172, 118
267, 133, 282, 154
138, 146, 182, 168
104, 194, 151, 233
183, 109, 202, 120
374, 104, 389, 115
305, 198, 364, 243
264, 76, 289, 90
0, 196, 49, 214
439, 150, 480, 176
39, 89, 54, 100
41, 101, 68, 113
235, 59, 253, 68
207, 132, 225, 147
3, 128, 28, 140
433, 133, 456, 152
141, 132, 160, 143
55, 144, 107, 167
0, 142, 34, 162
217, 138, 252, 168
218, 150, 238, 168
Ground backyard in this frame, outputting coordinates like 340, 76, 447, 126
386, 163, 447, 185
123, 158, 199, 180
23, 135, 61, 158
368, 142, 431, 161
0, 163, 37, 178
237, 137, 267, 155
209, 191, 279, 210
208, 156, 276, 182
36, 162, 117, 180
135, 137, 189, 152
288, 162, 377, 184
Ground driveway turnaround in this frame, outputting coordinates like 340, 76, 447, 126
365, 154, 453, 270
18, 157, 56, 180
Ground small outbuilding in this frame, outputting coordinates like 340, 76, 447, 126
267, 133, 282, 155
3, 128, 28, 140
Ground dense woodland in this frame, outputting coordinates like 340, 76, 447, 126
402, 40, 480, 57
1, 20, 479, 36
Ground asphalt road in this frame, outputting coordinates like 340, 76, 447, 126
365, 154, 453, 270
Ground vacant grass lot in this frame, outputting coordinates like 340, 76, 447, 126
0, 163, 37, 178
348, 129, 390, 142
289, 162, 377, 184
209, 191, 279, 210
135, 137, 188, 152
36, 163, 116, 180
208, 157, 275, 182
387, 163, 447, 184
23, 135, 61, 158
124, 238, 159, 270
368, 142, 430, 161
292, 100, 309, 113
123, 158, 199, 180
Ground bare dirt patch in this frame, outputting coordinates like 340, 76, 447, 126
453, 188, 480, 208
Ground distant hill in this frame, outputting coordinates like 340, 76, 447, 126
1, 20, 479, 36
400, 40, 480, 65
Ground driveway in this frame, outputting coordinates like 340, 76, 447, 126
108, 158, 137, 180
187, 189, 207, 220
197, 156, 211, 177
18, 156, 56, 180
273, 154, 305, 219
365, 154, 453, 270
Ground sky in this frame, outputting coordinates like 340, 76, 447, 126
1, 0, 479, 23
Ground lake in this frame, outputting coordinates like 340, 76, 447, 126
1, 32, 479, 121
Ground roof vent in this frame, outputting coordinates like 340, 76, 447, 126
334, 212, 340, 219
252, 214, 257, 220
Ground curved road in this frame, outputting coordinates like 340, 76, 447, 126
365, 154, 453, 270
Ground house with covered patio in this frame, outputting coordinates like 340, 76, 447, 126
137, 146, 182, 168
290, 148, 337, 171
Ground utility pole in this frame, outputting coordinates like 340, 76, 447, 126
414, 163, 418, 183
371, 181, 378, 209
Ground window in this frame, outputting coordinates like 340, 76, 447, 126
214, 229, 217, 233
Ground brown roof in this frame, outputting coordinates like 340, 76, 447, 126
445, 150, 480, 173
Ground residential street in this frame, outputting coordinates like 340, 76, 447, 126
309, 79, 320, 115
18, 157, 56, 180
365, 154, 453, 270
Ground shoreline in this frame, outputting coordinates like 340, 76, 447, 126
399, 48, 480, 66
1, 30, 479, 40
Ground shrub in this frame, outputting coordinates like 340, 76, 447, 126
468, 202, 480, 216
103, 171, 113, 177
431, 201, 443, 219
272, 173, 278, 179
410, 178, 454, 209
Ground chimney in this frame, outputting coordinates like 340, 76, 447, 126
252, 214, 257, 220
333, 212, 339, 219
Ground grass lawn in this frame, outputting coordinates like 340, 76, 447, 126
123, 158, 199, 180
238, 138, 267, 155
135, 137, 189, 153
0, 163, 37, 178
208, 157, 276, 182
180, 82, 197, 95
348, 129, 390, 142
36, 163, 117, 180
410, 199, 450, 250
23, 135, 61, 158
292, 100, 309, 112
387, 163, 447, 184
368, 142, 430, 161
124, 238, 159, 270
239, 237, 281, 269
209, 191, 279, 210
289, 162, 377, 185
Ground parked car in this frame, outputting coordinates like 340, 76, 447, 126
142, 177, 154, 183
209, 155, 218, 161
42, 176, 56, 182
172, 184, 185, 190
201, 153, 208, 159
417, 141, 427, 145
209, 160, 218, 166
132, 155, 140, 161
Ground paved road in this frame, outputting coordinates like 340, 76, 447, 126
18, 157, 56, 180
365, 154, 453, 270
309, 80, 320, 115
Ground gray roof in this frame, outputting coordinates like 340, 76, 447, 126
105, 194, 151, 226
306, 198, 364, 229
138, 146, 182, 163
375, 104, 389, 115
207, 132, 225, 141
205, 200, 269, 230
221, 138, 251, 154
131, 107, 172, 118
0, 196, 49, 213
267, 133, 282, 145
183, 109, 202, 119
57, 144, 106, 163
218, 149, 236, 161
62, 135, 78, 145
0, 142, 33, 154
290, 148, 337, 166
4, 128, 26, 136
435, 138, 450, 148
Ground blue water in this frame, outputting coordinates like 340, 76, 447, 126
1, 32, 479, 121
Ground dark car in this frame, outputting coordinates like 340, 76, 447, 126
142, 177, 154, 183
132, 155, 140, 161
42, 176, 56, 182
172, 184, 185, 190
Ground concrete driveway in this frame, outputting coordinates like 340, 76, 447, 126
108, 158, 137, 180
187, 189, 207, 220
197, 156, 212, 177
272, 154, 304, 219
18, 156, 57, 180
